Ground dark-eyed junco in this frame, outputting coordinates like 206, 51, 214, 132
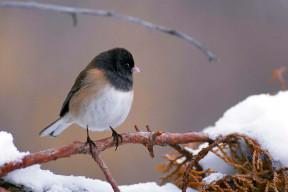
39, 48, 140, 146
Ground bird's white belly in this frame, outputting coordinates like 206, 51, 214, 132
74, 86, 133, 131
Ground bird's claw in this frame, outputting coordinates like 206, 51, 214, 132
85, 126, 96, 155
110, 127, 123, 151
85, 135, 96, 155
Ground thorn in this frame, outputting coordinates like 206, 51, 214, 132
155, 131, 163, 137
71, 13, 78, 27
134, 125, 140, 132
146, 125, 151, 132
270, 66, 287, 91
146, 130, 161, 158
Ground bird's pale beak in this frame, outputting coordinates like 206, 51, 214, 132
132, 66, 141, 73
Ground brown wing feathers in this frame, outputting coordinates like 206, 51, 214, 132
59, 68, 107, 117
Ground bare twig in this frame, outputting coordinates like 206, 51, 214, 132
182, 137, 221, 192
0, 1, 217, 61
169, 144, 192, 159
90, 147, 120, 192
0, 131, 209, 191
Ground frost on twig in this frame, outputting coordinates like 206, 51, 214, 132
0, 1, 217, 61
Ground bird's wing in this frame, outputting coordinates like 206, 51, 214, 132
60, 70, 87, 117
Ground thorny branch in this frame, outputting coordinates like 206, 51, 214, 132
0, 130, 209, 192
0, 1, 217, 61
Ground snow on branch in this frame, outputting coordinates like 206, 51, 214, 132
0, 1, 217, 61
0, 130, 188, 191
0, 130, 209, 177
0, 129, 209, 192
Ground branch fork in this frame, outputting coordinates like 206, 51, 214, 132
134, 125, 162, 158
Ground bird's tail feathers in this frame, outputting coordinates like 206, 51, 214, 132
39, 118, 71, 137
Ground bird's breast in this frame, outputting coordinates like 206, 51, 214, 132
70, 85, 134, 131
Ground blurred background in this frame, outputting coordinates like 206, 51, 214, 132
0, 0, 288, 184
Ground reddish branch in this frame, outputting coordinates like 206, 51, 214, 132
0, 187, 9, 192
89, 147, 120, 192
0, 131, 209, 192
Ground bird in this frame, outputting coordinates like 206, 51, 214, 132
39, 48, 140, 148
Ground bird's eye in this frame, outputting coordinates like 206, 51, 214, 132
125, 63, 130, 68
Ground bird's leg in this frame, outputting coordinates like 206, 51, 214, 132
110, 126, 123, 151
85, 125, 96, 155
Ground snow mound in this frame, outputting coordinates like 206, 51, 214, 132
0, 132, 28, 165
204, 91, 288, 168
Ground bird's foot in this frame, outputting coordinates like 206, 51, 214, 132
85, 126, 96, 155
85, 135, 96, 154
110, 127, 123, 151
